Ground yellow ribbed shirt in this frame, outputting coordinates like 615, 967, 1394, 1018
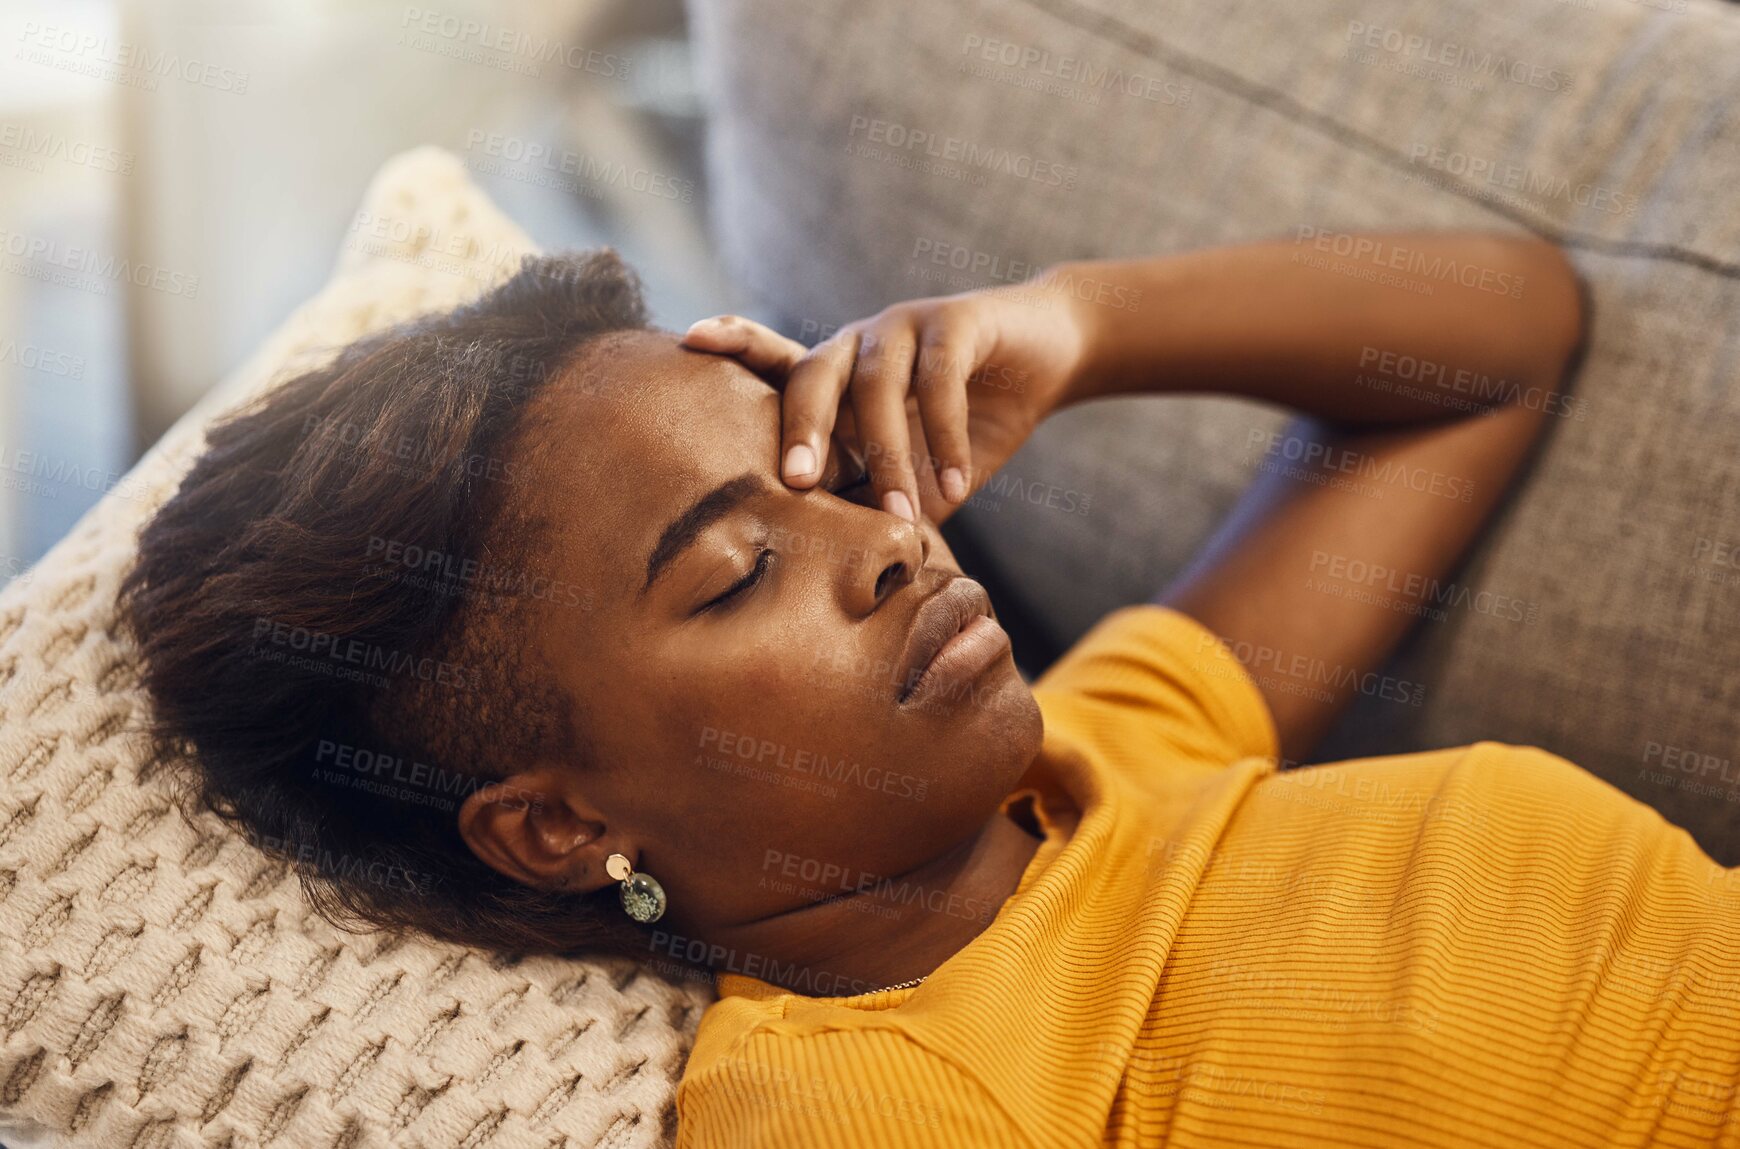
675, 605, 1740, 1147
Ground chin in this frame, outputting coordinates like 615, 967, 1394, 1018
996, 680, 1045, 763
912, 650, 1035, 718
943, 666, 1043, 768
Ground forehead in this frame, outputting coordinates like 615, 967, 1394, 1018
520, 330, 780, 595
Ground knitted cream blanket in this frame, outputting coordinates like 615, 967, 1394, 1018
0, 147, 711, 1149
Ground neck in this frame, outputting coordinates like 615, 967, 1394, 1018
697, 811, 1043, 997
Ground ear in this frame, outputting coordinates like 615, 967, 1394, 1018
457, 768, 623, 894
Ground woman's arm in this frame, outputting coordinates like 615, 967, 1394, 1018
1057, 232, 1582, 423
680, 230, 1588, 762
1055, 233, 1587, 761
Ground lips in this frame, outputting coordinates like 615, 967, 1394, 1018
895, 575, 993, 703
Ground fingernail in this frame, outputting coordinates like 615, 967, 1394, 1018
941, 466, 967, 502
684, 318, 723, 338
882, 489, 915, 522
783, 442, 818, 480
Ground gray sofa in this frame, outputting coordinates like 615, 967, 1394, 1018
687, 0, 1740, 859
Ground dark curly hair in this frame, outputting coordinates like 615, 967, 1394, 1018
121, 250, 658, 958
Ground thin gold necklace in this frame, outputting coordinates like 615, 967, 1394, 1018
871, 974, 927, 993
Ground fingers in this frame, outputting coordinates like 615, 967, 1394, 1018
705, 302, 981, 525
902, 409, 954, 525
680, 315, 807, 378
910, 326, 974, 504
779, 329, 860, 489
849, 325, 922, 522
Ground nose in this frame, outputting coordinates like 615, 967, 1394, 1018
845, 510, 928, 619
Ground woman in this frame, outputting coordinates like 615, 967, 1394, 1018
123, 233, 1740, 1148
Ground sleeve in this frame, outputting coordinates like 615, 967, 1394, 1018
1031, 604, 1279, 772
675, 1026, 1030, 1149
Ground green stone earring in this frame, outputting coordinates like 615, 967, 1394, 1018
606, 853, 667, 924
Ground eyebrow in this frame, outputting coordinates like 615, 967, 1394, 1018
642, 472, 771, 595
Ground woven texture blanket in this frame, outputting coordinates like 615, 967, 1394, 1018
0, 147, 711, 1149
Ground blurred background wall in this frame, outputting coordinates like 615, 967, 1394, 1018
0, 0, 742, 585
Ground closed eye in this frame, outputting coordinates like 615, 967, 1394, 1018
699, 547, 775, 613
694, 454, 870, 614
829, 465, 876, 506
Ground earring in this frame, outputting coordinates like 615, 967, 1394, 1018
605, 853, 667, 923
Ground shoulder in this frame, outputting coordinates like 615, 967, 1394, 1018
1034, 603, 1280, 775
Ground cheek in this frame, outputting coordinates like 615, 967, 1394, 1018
680, 642, 862, 751
634, 625, 853, 764
688, 604, 888, 706
659, 639, 942, 840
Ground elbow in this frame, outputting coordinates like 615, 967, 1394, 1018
1557, 248, 1592, 389
1508, 236, 1588, 392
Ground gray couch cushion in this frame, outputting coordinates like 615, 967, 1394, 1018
689, 0, 1740, 859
